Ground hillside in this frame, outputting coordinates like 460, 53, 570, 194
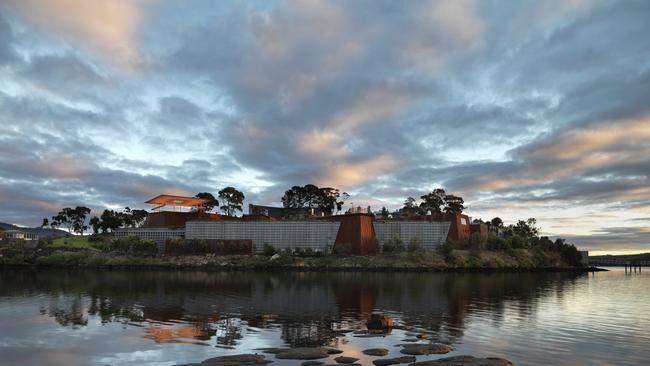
0, 222, 69, 238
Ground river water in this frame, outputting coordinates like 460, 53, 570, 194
0, 268, 648, 366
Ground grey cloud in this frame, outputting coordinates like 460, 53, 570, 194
563, 226, 650, 252
0, 12, 17, 64
1, 1, 650, 254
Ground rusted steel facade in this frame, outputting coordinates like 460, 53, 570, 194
144, 211, 229, 228
326, 214, 377, 255
470, 223, 488, 237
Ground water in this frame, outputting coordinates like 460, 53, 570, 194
0, 268, 648, 366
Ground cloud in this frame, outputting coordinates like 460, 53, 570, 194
0, 0, 649, 254
318, 154, 399, 189
3, 0, 142, 67
0, 12, 17, 64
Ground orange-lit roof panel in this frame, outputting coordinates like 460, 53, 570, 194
145, 194, 210, 207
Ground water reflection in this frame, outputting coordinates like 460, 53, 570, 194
0, 270, 583, 351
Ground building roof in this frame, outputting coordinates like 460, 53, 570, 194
145, 194, 210, 207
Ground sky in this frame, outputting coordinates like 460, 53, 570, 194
0, 0, 649, 255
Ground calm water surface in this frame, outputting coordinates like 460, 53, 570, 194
0, 268, 648, 366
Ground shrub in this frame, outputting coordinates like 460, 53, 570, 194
407, 238, 424, 253
132, 239, 157, 255
263, 243, 278, 256
165, 238, 185, 254
438, 240, 453, 260
110, 236, 157, 255
92, 241, 111, 252
508, 235, 526, 249
292, 247, 305, 257
332, 243, 352, 256
38, 236, 54, 247
467, 233, 487, 251
88, 234, 103, 243
382, 237, 405, 254
486, 234, 508, 251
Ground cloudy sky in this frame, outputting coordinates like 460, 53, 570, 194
0, 0, 649, 254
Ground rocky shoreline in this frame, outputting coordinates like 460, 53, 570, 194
177, 351, 514, 366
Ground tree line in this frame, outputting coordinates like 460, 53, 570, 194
194, 186, 245, 216
281, 184, 349, 214
460, 216, 583, 266
42, 206, 148, 235
375, 188, 466, 218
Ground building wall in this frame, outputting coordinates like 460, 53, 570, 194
115, 228, 185, 244
186, 221, 341, 253
470, 223, 488, 237
144, 211, 229, 228
326, 214, 376, 255
425, 213, 471, 242
374, 221, 451, 251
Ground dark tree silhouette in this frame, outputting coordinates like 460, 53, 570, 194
218, 187, 245, 216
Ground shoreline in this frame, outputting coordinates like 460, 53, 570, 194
1, 246, 604, 273
0, 260, 606, 273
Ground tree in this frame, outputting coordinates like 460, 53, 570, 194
443, 194, 465, 214
419, 188, 445, 214
195, 192, 218, 212
51, 210, 71, 233
380, 206, 389, 219
218, 187, 245, 216
280, 184, 344, 215
89, 216, 101, 234
120, 207, 134, 227
490, 217, 503, 228
512, 218, 539, 241
99, 209, 122, 233
317, 187, 344, 214
70, 206, 91, 235
402, 197, 420, 217
129, 209, 148, 227
41, 218, 49, 228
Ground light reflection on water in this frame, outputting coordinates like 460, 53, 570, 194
0, 268, 648, 366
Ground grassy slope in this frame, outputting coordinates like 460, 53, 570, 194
51, 236, 96, 249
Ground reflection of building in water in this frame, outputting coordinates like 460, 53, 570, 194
280, 321, 340, 348
7, 270, 586, 351
145, 323, 209, 344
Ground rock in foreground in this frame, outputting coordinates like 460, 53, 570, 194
177, 354, 271, 366
373, 356, 416, 365
362, 348, 389, 356
334, 356, 359, 364
409, 355, 514, 366
400, 343, 453, 355
366, 314, 395, 330
275, 347, 343, 360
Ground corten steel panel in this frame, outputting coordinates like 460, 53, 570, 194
327, 214, 377, 255
470, 223, 488, 237
144, 212, 228, 228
